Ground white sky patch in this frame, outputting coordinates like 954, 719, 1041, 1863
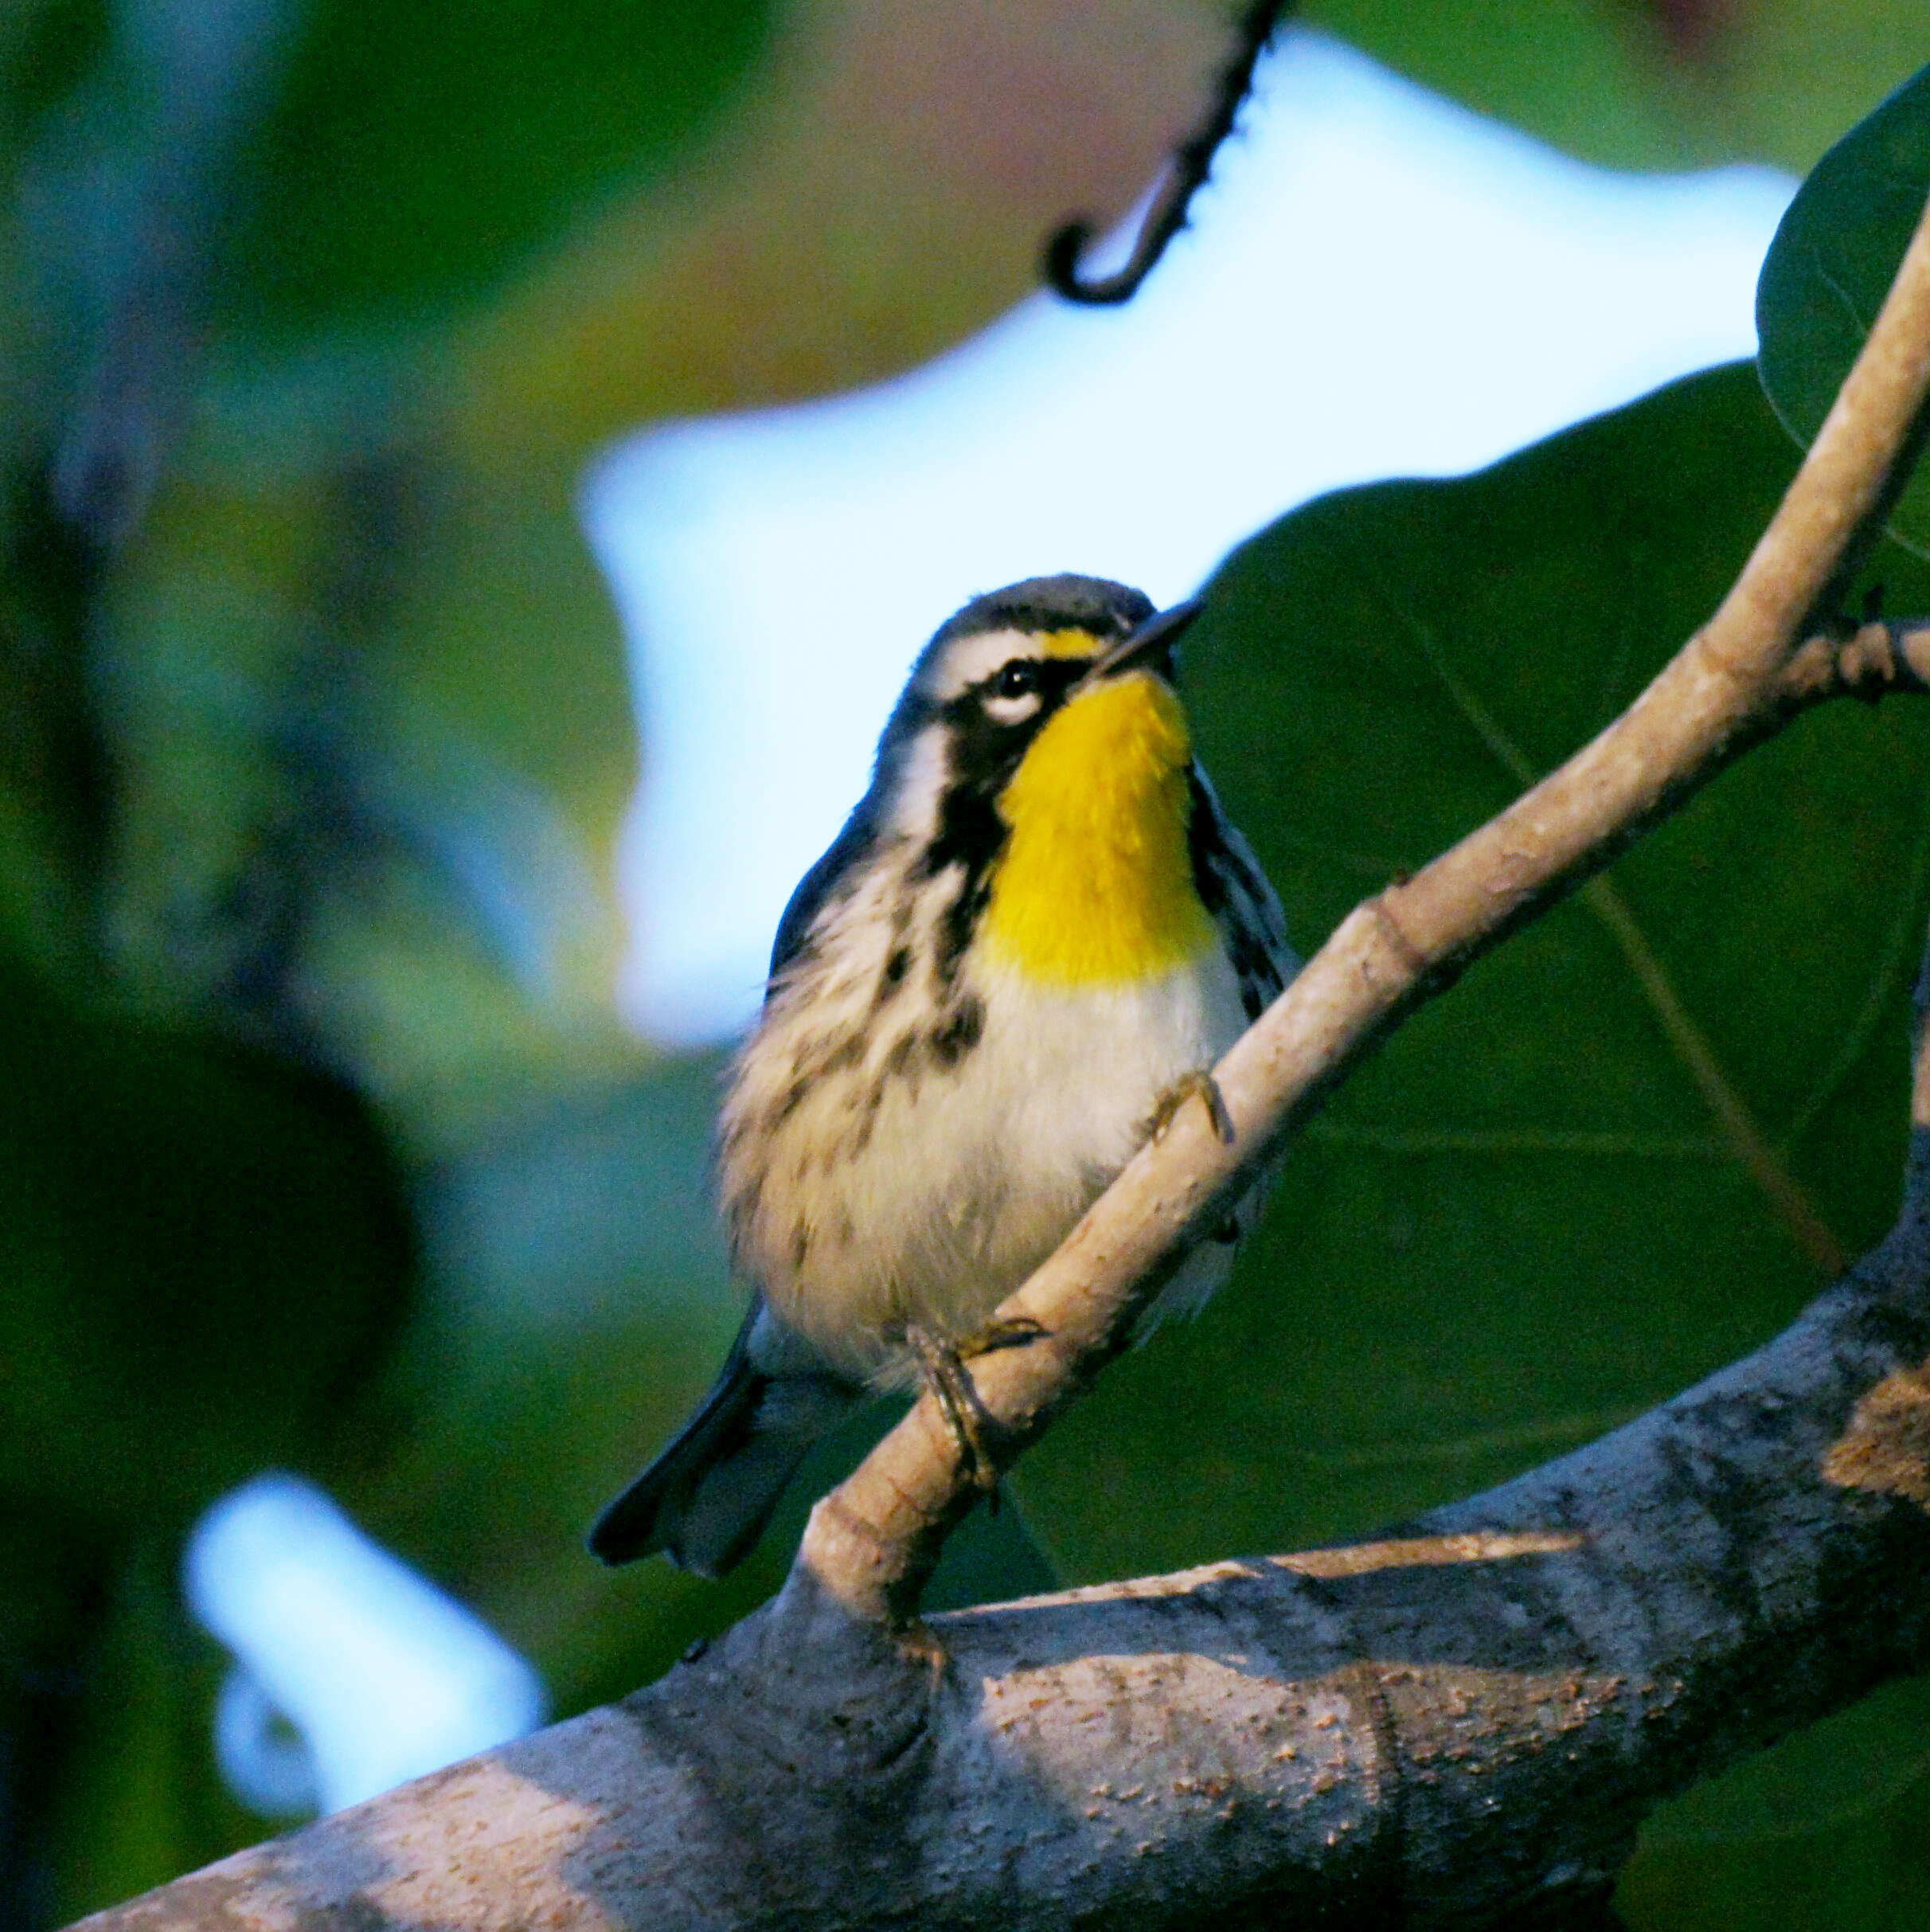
583, 27, 1795, 1048
185, 1475, 548, 1817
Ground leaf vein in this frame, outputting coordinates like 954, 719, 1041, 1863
1386, 596, 1846, 1275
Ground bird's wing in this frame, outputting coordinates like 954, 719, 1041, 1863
1189, 766, 1297, 1023
766, 796, 880, 991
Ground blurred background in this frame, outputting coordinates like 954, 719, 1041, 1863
6, 1, 1930, 1924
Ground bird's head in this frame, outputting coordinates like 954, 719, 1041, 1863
873, 574, 1204, 843
870, 576, 1213, 984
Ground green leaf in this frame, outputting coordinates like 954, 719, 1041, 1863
1306, 0, 1693, 170
1012, 355, 1930, 1907
1620, 1684, 1930, 1930
1757, 59, 1930, 554
214, 0, 777, 338
1637, 1668, 1930, 1853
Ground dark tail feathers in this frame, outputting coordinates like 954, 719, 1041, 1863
589, 1316, 852, 1578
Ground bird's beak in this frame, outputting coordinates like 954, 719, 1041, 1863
1084, 596, 1205, 685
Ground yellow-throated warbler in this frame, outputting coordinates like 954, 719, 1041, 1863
592, 576, 1296, 1577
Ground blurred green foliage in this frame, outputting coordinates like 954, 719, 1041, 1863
1627, 1670, 1930, 1924
220, 0, 777, 337
1312, 0, 1930, 174
0, 942, 415, 1528
6, 1, 1930, 1926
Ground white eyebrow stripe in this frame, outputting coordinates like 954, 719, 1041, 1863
925, 628, 1037, 702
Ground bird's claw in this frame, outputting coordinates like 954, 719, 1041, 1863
904, 1316, 1049, 1492
1148, 1068, 1236, 1146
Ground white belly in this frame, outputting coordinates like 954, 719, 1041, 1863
732, 944, 1249, 1384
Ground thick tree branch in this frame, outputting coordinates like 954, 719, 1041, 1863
72, 1117, 1930, 1927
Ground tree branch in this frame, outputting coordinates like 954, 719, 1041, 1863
1776, 614, 1930, 706
802, 188, 1930, 1628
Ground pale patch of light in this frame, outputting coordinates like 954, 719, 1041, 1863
583, 26, 1795, 1047
184, 1474, 548, 1817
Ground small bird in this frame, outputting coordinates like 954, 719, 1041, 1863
591, 575, 1295, 1577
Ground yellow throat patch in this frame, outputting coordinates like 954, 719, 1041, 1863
982, 670, 1215, 984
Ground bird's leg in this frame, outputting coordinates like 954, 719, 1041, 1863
906, 1326, 1000, 1492
903, 1316, 1049, 1494
1146, 1067, 1236, 1145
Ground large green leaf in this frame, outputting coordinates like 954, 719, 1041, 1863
1001, 361, 1930, 1907
1019, 359, 1923, 1574
1621, 1690, 1930, 1930
1756, 58, 1930, 555
1635, 1665, 1930, 1851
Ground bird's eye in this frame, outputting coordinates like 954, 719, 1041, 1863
994, 659, 1038, 699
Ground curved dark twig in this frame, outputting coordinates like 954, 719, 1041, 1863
1043, 0, 1294, 306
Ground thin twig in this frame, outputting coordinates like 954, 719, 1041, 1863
1776, 616, 1930, 706
1042, 0, 1293, 305
807, 188, 1930, 1625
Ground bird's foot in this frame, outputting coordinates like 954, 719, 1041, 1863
905, 1327, 999, 1492
961, 1312, 1049, 1355
904, 1316, 1049, 1493
1147, 1067, 1236, 1145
